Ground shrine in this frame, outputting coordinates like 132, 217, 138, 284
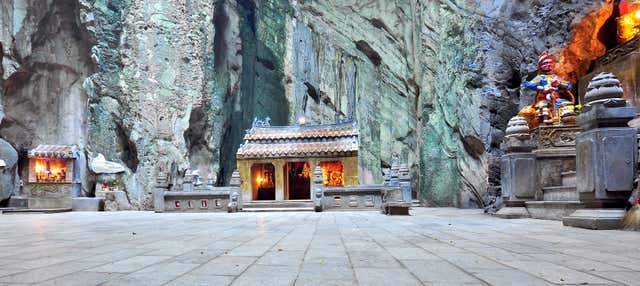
25, 145, 81, 209
235, 119, 359, 202
496, 20, 640, 228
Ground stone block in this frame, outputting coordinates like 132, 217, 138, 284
501, 153, 538, 205
562, 209, 625, 230
96, 190, 133, 211
72, 197, 104, 211
542, 186, 578, 201
27, 183, 72, 209
494, 207, 530, 219
576, 127, 636, 207
153, 190, 165, 212
8, 196, 27, 208
577, 104, 635, 130
382, 201, 411, 215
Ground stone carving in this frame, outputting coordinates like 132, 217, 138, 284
531, 126, 580, 149
230, 169, 242, 187
583, 73, 626, 112
27, 183, 72, 209
505, 116, 530, 138
252, 117, 271, 128
28, 184, 70, 198
206, 173, 218, 186
597, 35, 640, 66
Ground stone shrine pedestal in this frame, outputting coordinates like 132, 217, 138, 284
563, 73, 637, 229
524, 125, 584, 220
495, 116, 537, 219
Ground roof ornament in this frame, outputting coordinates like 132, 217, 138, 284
252, 117, 271, 128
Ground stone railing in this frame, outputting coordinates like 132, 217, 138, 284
311, 164, 411, 215
154, 170, 242, 213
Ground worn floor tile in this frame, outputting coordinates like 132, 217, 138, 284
0, 208, 637, 286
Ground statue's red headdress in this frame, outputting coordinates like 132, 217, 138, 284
538, 51, 555, 72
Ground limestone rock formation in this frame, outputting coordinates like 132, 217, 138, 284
0, 0, 616, 208
0, 139, 18, 202
89, 153, 126, 174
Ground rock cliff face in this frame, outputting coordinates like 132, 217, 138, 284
0, 0, 613, 208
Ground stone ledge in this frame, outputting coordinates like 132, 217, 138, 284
72, 197, 104, 211
525, 201, 584, 220
562, 209, 625, 230
494, 207, 530, 219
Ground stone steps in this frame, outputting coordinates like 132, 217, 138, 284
525, 201, 584, 220
242, 200, 314, 212
542, 186, 579, 201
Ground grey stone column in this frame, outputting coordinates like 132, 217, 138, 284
312, 166, 323, 212
563, 73, 637, 229
182, 170, 194, 192
153, 172, 169, 212
389, 162, 400, 187
398, 163, 412, 203
495, 116, 538, 219
230, 170, 242, 210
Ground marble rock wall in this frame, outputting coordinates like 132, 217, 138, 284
0, 0, 612, 208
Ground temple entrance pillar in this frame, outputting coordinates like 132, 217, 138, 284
273, 161, 285, 201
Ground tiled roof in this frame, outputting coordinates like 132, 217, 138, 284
237, 122, 359, 159
243, 124, 359, 141
28, 145, 78, 159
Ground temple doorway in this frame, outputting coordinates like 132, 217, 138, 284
251, 163, 275, 200
285, 162, 311, 200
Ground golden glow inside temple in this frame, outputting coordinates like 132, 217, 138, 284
618, 0, 640, 43
32, 158, 69, 183
320, 161, 344, 187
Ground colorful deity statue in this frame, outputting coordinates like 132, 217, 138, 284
519, 51, 575, 127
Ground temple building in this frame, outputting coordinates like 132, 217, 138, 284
236, 120, 359, 202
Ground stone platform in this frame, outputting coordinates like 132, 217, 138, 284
0, 208, 638, 285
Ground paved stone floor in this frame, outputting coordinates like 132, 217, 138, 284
0, 208, 639, 286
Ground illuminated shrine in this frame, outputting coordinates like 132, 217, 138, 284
236, 120, 358, 202
26, 145, 80, 209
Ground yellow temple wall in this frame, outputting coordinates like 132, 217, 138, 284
237, 156, 358, 202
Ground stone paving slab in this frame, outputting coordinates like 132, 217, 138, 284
0, 208, 638, 285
